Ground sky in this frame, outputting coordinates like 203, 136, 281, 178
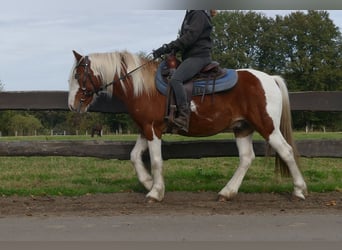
0, 1, 341, 91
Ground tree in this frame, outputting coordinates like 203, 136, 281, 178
279, 11, 342, 91
33, 111, 68, 130
8, 113, 43, 136
0, 111, 12, 136
212, 11, 271, 69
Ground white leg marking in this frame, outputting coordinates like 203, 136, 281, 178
268, 130, 307, 199
145, 130, 165, 201
130, 134, 153, 190
219, 134, 255, 199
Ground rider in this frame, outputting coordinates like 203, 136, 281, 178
153, 10, 216, 132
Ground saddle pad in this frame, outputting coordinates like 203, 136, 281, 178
155, 61, 238, 96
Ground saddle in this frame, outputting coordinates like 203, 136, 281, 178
160, 55, 227, 91
155, 54, 238, 132
156, 55, 238, 97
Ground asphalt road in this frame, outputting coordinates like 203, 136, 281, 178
1, 214, 341, 241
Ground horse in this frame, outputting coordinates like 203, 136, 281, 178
91, 124, 102, 137
68, 50, 307, 202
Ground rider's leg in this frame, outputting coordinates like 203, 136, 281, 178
169, 57, 211, 131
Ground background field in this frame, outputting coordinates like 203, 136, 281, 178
0, 132, 341, 196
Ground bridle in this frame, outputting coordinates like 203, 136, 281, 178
74, 54, 153, 111
75, 56, 99, 102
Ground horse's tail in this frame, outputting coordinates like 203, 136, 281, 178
272, 75, 299, 177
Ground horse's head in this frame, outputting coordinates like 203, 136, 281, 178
68, 50, 102, 113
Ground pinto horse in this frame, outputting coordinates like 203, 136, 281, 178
68, 50, 307, 202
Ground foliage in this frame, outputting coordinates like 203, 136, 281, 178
0, 111, 11, 135
212, 10, 342, 90
0, 110, 137, 136
7, 112, 43, 136
212, 11, 272, 69
280, 11, 342, 91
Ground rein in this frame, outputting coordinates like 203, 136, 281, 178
75, 54, 151, 94
100, 58, 152, 92
75, 53, 153, 112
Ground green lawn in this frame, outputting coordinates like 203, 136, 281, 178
0, 132, 340, 196
0, 156, 340, 196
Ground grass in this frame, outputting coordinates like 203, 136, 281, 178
0, 156, 340, 196
0, 132, 340, 196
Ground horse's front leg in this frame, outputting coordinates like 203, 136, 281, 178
130, 134, 153, 190
146, 132, 165, 202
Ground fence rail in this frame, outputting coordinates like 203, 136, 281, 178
0, 139, 341, 159
0, 91, 341, 158
1, 91, 342, 112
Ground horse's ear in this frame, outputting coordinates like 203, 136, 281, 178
72, 50, 83, 62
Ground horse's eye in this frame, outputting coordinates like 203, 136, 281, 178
75, 73, 80, 80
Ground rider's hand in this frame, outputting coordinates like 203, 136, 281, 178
152, 44, 172, 59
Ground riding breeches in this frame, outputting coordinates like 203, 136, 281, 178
169, 56, 211, 106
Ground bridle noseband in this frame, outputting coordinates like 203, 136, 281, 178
75, 56, 100, 102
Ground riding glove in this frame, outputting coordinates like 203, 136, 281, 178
153, 43, 174, 59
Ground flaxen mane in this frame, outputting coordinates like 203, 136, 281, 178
88, 51, 155, 96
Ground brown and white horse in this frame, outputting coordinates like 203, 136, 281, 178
68, 50, 307, 202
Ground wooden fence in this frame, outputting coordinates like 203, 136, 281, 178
0, 91, 341, 159
1, 91, 342, 112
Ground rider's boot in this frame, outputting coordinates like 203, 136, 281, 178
173, 104, 190, 132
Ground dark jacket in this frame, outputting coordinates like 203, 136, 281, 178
171, 10, 213, 60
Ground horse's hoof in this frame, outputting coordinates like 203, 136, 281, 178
146, 197, 158, 203
218, 195, 229, 202
292, 192, 306, 201
293, 187, 307, 200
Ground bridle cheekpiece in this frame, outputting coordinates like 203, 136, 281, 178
75, 56, 101, 103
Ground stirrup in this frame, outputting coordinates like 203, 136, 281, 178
164, 104, 177, 123
174, 123, 189, 133
173, 117, 189, 132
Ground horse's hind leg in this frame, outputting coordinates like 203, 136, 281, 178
218, 133, 255, 201
268, 130, 307, 199
130, 134, 153, 190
